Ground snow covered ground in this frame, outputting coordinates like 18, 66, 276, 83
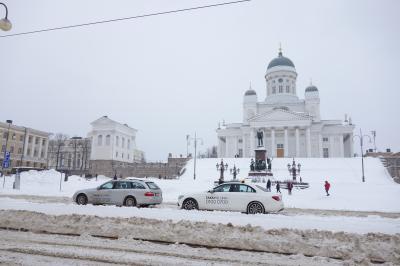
1, 157, 399, 212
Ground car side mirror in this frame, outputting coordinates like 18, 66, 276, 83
97, 186, 101, 190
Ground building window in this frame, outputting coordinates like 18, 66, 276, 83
42, 139, 46, 146
28, 136, 32, 143
277, 144, 284, 149
286, 85, 290, 93
127, 139, 130, 149
1, 145, 5, 152
238, 139, 243, 143
10, 146, 14, 153
323, 148, 329, 158
18, 148, 22, 154
116, 152, 118, 158
35, 138, 39, 145
12, 133, 16, 140
122, 137, 125, 148
272, 86, 276, 94
20, 135, 24, 142
27, 148, 31, 155
323, 137, 329, 142
3, 132, 8, 139
41, 151, 44, 158
122, 153, 124, 159
97, 135, 103, 145
106, 135, 111, 145
34, 150, 38, 157
116, 136, 119, 147
278, 78, 283, 83
279, 85, 283, 93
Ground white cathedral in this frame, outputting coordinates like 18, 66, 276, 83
217, 49, 355, 158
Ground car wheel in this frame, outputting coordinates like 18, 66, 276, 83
182, 198, 198, 210
76, 194, 88, 205
124, 196, 136, 207
247, 202, 264, 214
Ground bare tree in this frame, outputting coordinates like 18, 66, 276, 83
50, 133, 68, 170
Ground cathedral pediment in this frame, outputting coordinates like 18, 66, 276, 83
248, 108, 312, 123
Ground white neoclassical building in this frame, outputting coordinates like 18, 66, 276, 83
217, 49, 355, 158
88, 116, 144, 163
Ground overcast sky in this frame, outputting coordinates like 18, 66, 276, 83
1, 0, 399, 161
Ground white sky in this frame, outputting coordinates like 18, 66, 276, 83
1, 0, 399, 161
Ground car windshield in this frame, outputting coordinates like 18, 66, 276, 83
146, 182, 159, 190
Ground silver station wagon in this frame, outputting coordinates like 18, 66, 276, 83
73, 179, 162, 207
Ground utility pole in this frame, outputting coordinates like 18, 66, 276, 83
353, 128, 371, 182
188, 133, 202, 180
371, 130, 377, 152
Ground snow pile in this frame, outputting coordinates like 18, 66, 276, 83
1, 157, 399, 212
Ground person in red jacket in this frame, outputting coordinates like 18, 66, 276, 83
324, 180, 330, 196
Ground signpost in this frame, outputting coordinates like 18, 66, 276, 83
2, 151, 10, 169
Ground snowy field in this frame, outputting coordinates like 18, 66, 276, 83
1, 157, 399, 212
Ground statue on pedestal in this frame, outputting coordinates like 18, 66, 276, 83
257, 129, 263, 147
250, 158, 255, 171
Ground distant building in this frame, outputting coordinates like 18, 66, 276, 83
217, 49, 355, 158
0, 120, 50, 172
47, 136, 91, 174
88, 116, 144, 163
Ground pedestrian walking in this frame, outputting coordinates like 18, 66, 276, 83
266, 179, 271, 192
276, 182, 281, 193
287, 181, 293, 195
324, 180, 330, 196
113, 173, 117, 180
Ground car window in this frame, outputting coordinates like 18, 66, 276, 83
131, 182, 146, 189
115, 181, 131, 189
100, 181, 114, 190
229, 184, 240, 192
240, 184, 256, 193
146, 182, 159, 190
213, 184, 231, 192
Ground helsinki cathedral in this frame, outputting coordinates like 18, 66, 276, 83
217, 49, 355, 158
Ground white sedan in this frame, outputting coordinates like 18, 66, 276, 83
178, 182, 283, 214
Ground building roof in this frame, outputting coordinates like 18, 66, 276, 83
267, 51, 295, 69
244, 89, 257, 96
305, 85, 318, 92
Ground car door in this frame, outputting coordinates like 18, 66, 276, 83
229, 184, 257, 211
111, 181, 132, 205
92, 181, 115, 204
129, 181, 147, 205
205, 184, 232, 211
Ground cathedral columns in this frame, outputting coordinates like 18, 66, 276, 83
270, 128, 275, 157
250, 129, 255, 154
242, 134, 247, 157
284, 127, 288, 157
329, 136, 334, 158
306, 127, 311, 157
295, 128, 300, 157
319, 133, 323, 158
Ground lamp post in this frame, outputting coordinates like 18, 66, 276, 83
2, 119, 12, 188
216, 159, 228, 183
230, 164, 240, 180
353, 128, 371, 182
188, 133, 203, 180
0, 2, 12, 31
287, 158, 301, 181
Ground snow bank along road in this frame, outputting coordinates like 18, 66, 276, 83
0, 210, 399, 265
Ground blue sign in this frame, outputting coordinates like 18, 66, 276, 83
2, 151, 10, 168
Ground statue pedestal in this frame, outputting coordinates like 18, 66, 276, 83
248, 146, 273, 177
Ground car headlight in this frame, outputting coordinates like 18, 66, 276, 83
178, 195, 184, 200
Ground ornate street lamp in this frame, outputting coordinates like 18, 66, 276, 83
353, 128, 372, 182
287, 158, 301, 181
230, 165, 240, 180
0, 3, 12, 31
188, 133, 203, 180
216, 159, 228, 183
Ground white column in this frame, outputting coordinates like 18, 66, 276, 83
284, 128, 288, 157
38, 137, 43, 160
243, 134, 247, 157
295, 128, 300, 157
23, 132, 29, 157
271, 128, 275, 157
350, 134, 354, 157
319, 133, 323, 158
31, 136, 36, 156
329, 136, 334, 158
234, 136, 238, 157
306, 128, 311, 157
250, 129, 255, 154
263, 128, 267, 148
44, 138, 49, 162
339, 135, 344, 157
